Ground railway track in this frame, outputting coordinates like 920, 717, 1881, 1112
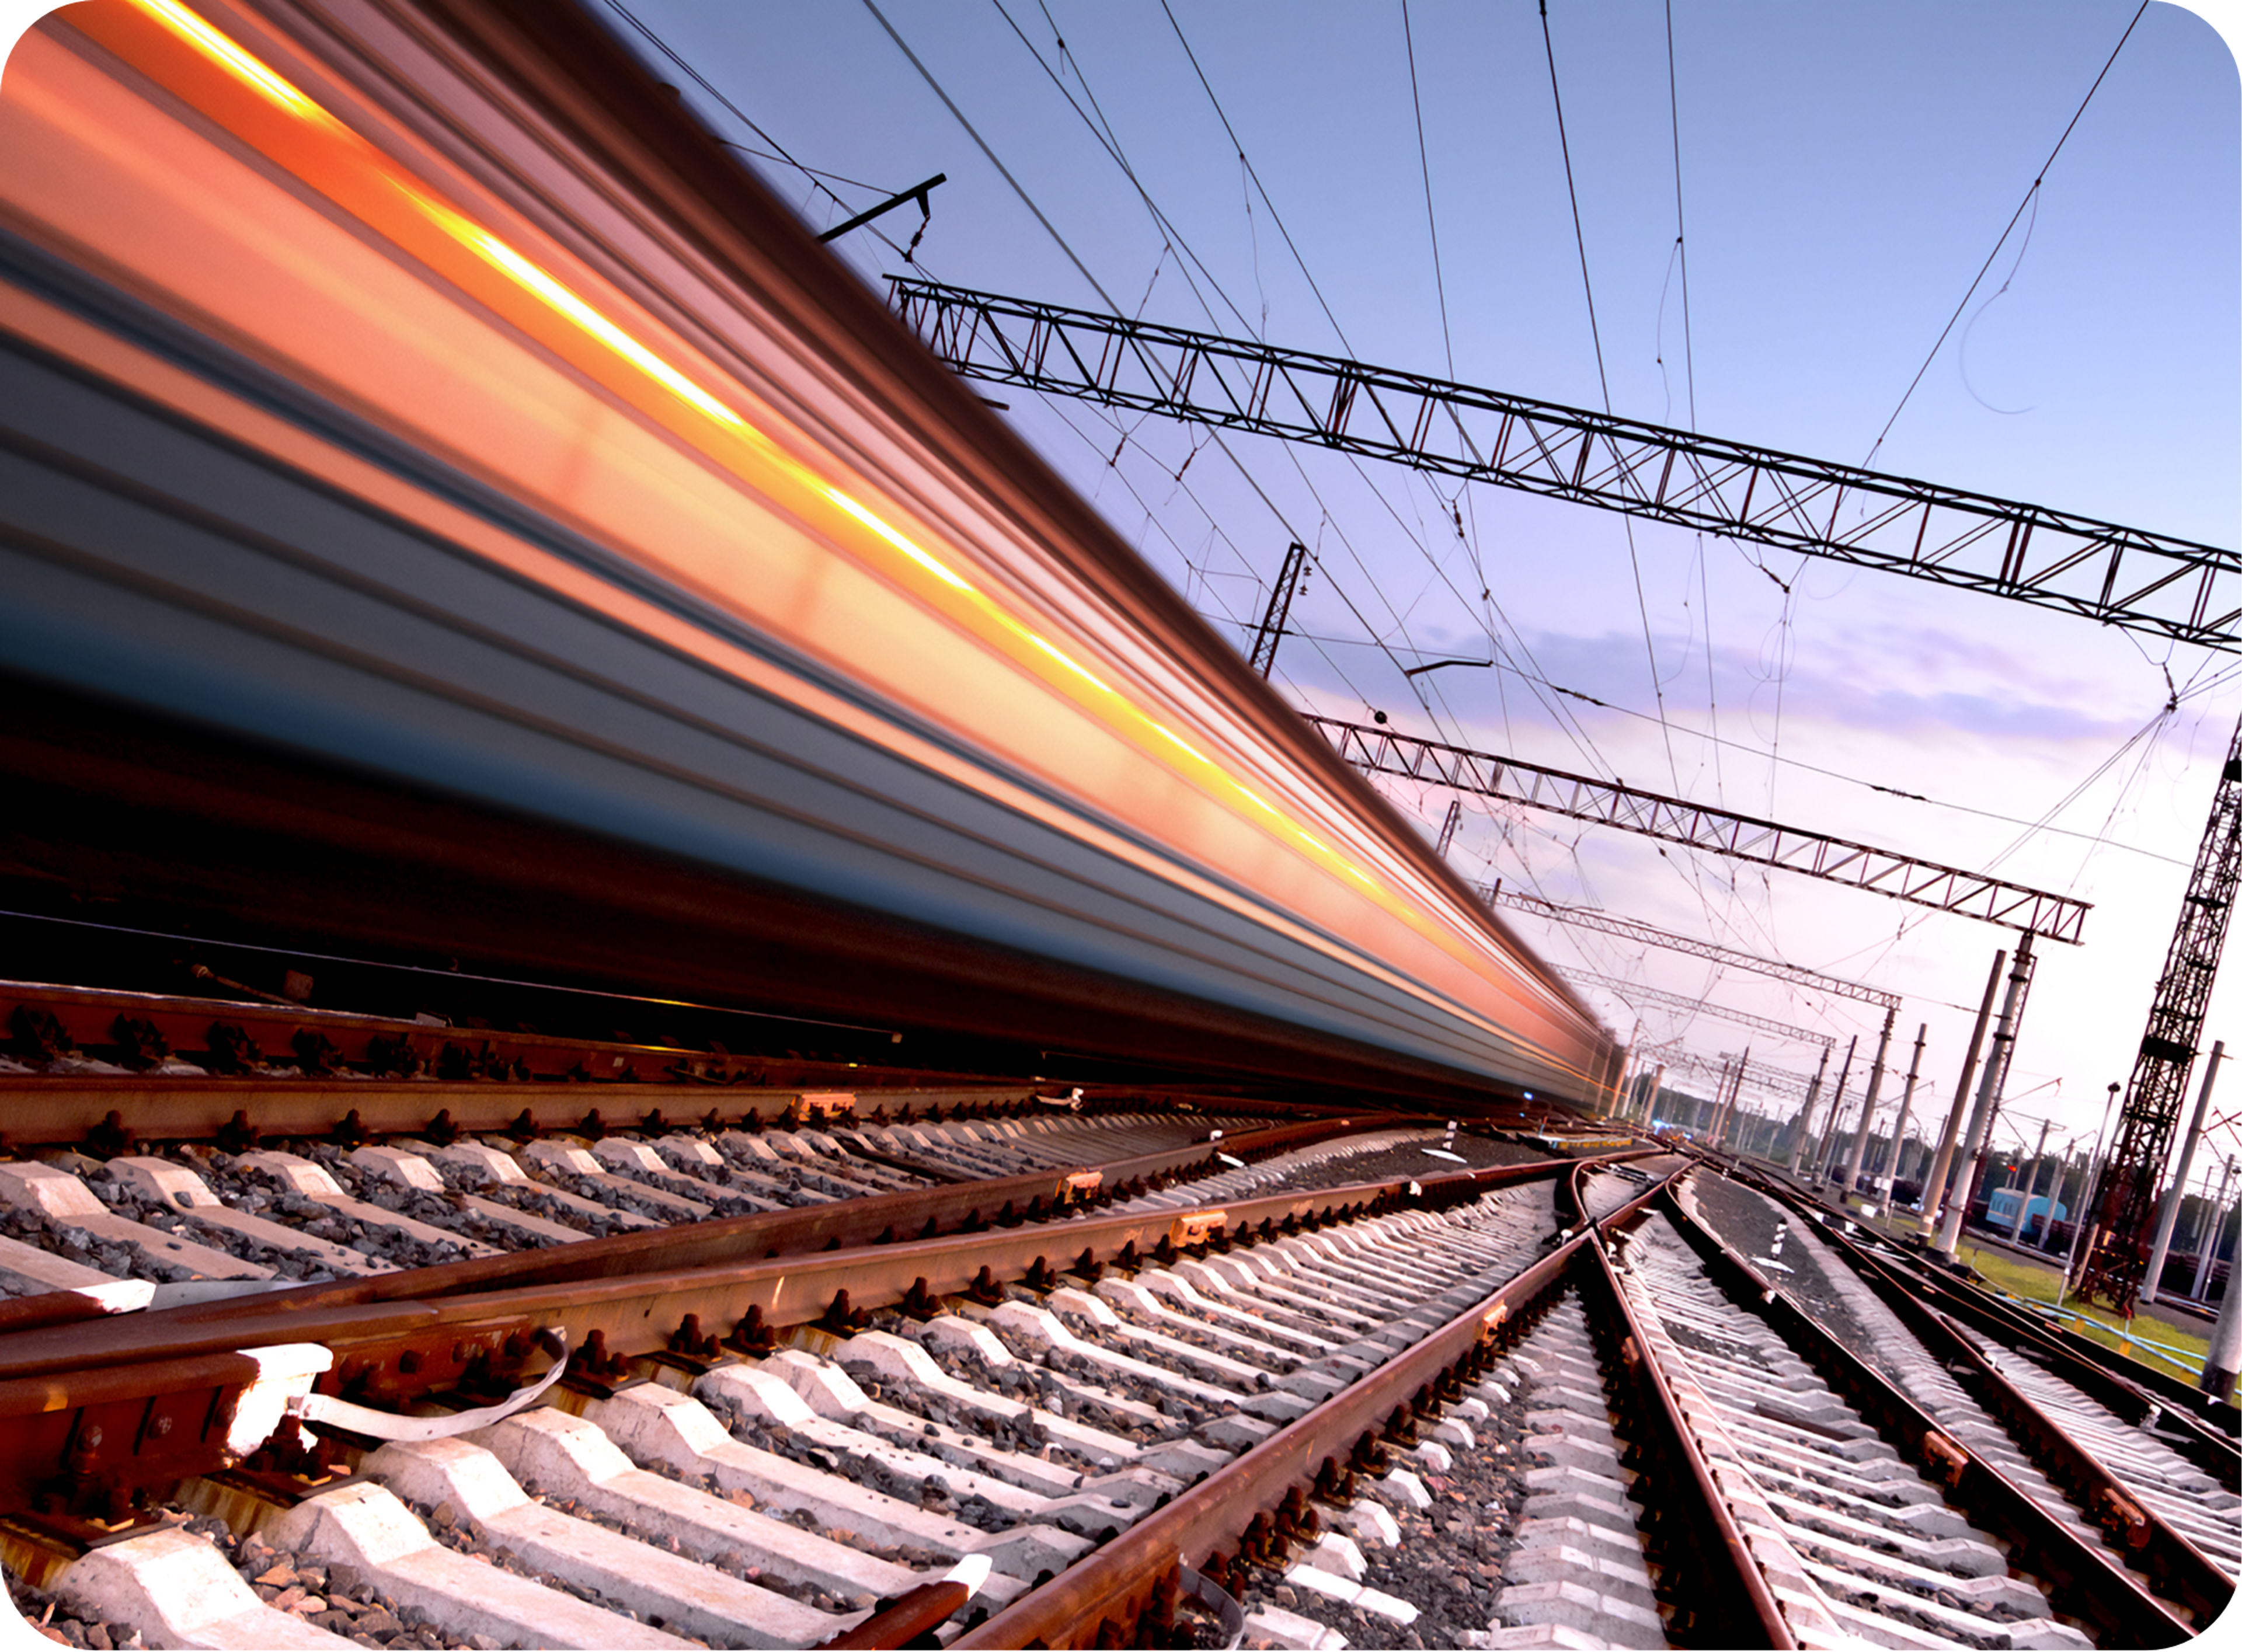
1702, 1172, 2240, 1601
6, 1137, 2231, 1650
0, 1130, 1650, 1640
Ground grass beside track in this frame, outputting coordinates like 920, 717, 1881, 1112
1941, 1238, 2230, 1398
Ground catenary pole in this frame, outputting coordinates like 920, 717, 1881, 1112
1841, 1008, 1900, 1194
1880, 1024, 1928, 1201
2192, 1155, 2238, 1302
2144, 1042, 2223, 1306
1936, 936, 2036, 1257
1922, 949, 2006, 1235
2010, 1116, 2056, 1245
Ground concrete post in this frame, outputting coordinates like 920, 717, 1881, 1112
1921, 949, 2006, 1235
2010, 1117, 2055, 1245
1644, 1064, 1665, 1127
1812, 1037, 1859, 1182
1842, 1009, 1899, 1196
1712, 1048, 1749, 1149
2042, 1146, 2080, 1254
2192, 1156, 2237, 1302
2203, 1186, 2242, 1402
1879, 1024, 1927, 1200
2063, 1084, 2125, 1287
1783, 1045, 1830, 1170
1935, 935, 2034, 1258
2143, 1042, 2222, 1306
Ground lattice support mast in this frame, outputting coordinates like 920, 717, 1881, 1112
1308, 716, 2089, 941
2074, 716, 2242, 1312
892, 278, 2242, 652
1247, 541, 1308, 679
1485, 883, 1899, 1009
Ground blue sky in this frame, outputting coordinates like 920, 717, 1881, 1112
629, 0, 2240, 1176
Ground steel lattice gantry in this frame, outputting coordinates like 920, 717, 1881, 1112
892, 278, 2242, 653
1638, 1043, 1820, 1103
1308, 715, 2090, 942
1485, 884, 1900, 1010
2075, 716, 2242, 1313
1565, 971, 1837, 1051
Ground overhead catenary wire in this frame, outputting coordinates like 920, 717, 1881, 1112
979, 1, 1517, 758
1862, 0, 2149, 469
1538, 0, 1684, 813
860, 0, 1120, 312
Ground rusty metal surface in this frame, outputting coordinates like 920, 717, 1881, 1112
0, 1149, 1655, 1551
1577, 1217, 1795, 1648
1, 980, 967, 1094
1661, 1180, 2198, 1647
954, 1157, 1681, 1649
0, 1116, 1378, 1346
0, 1152, 1642, 1384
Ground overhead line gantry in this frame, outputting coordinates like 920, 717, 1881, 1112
1484, 884, 1900, 1010
1308, 715, 2088, 942
1565, 971, 1838, 1051
892, 277, 2242, 653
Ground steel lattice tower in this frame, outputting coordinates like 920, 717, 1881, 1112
2074, 716, 2242, 1313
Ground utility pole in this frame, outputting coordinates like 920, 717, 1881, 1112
1841, 1008, 1900, 1196
2063, 1083, 2126, 1285
1435, 799, 1462, 858
1784, 1044, 1832, 1170
1247, 542, 1308, 679
1812, 1037, 1860, 1181
2010, 1116, 2056, 1245
1935, 935, 2038, 1258
2144, 1042, 2224, 1306
2192, 1155, 2238, 1302
2203, 1160, 2242, 1401
2077, 716, 2242, 1313
1921, 950, 2006, 1236
1879, 1024, 1928, 1201
1713, 1048, 1750, 1149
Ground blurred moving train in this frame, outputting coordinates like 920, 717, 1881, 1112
0, 0, 1616, 1104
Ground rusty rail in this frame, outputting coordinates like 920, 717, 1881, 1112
0, 1114, 1379, 1343
1660, 1182, 2199, 1646
0, 1149, 1655, 1574
1734, 1162, 2240, 1475
1577, 1212, 1794, 1646
954, 1155, 1686, 1648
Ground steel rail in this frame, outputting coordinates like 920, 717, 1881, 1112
1737, 1163, 2242, 1466
1660, 1182, 2198, 1646
1756, 1164, 2242, 1465
1578, 1199, 1795, 1646
0, 1153, 1653, 1387
0, 1115, 1389, 1343
0, 980, 924, 1092
0, 1152, 1654, 1594
954, 1156, 1692, 1649
1797, 1212, 2233, 1622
